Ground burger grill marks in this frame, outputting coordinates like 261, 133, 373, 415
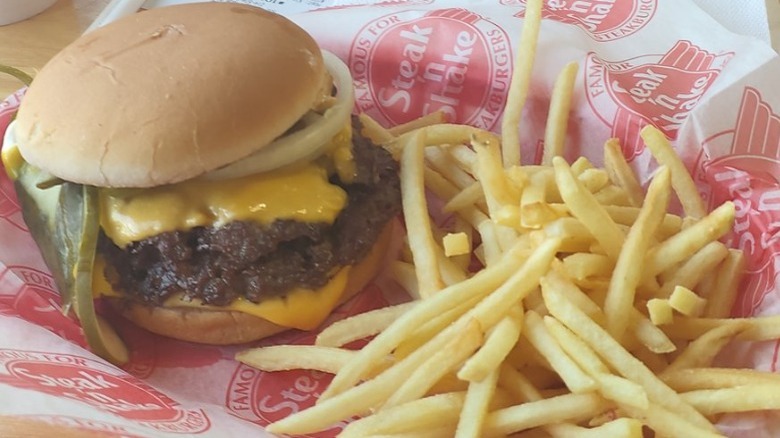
97, 119, 401, 307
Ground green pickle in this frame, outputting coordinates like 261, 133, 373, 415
13, 163, 129, 364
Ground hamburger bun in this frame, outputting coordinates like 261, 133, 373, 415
14, 3, 331, 188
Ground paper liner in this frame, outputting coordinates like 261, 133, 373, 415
0, 0, 779, 436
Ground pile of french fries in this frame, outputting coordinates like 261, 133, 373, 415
237, 1, 780, 436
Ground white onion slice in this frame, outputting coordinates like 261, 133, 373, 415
205, 51, 355, 180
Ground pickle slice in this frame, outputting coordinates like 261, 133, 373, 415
14, 166, 128, 364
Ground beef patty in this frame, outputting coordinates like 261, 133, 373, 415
97, 120, 401, 306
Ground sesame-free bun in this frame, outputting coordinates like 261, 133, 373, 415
14, 3, 328, 188
116, 223, 393, 345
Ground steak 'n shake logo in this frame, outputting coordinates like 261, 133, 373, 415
586, 40, 732, 160
508, 0, 657, 41
694, 87, 780, 318
0, 350, 210, 434
226, 333, 351, 438
349, 9, 512, 130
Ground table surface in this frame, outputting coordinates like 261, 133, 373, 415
0, 0, 779, 98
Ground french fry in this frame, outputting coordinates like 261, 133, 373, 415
592, 184, 632, 207
662, 315, 780, 341
669, 285, 707, 317
483, 393, 611, 438
553, 157, 625, 260
455, 369, 499, 438
395, 293, 483, 360
339, 392, 465, 438
359, 113, 395, 145
401, 130, 444, 298
385, 319, 483, 408
561, 253, 613, 281
390, 260, 420, 298
548, 418, 643, 438
459, 304, 524, 382
662, 367, 780, 392
544, 316, 649, 410
316, 302, 417, 347
541, 62, 579, 166
640, 125, 707, 218
501, 0, 542, 166
644, 201, 735, 279
321, 239, 533, 400
570, 156, 594, 175
647, 298, 674, 326
600, 204, 683, 238
442, 232, 470, 257
395, 124, 501, 154
658, 241, 729, 298
389, 110, 448, 136
703, 249, 746, 318
522, 311, 596, 393
620, 402, 722, 438
682, 386, 780, 415
603, 138, 644, 207
268, 314, 468, 434
540, 280, 717, 431
662, 323, 747, 375
577, 168, 610, 193
446, 144, 479, 176
630, 309, 676, 354
443, 181, 485, 213
498, 362, 544, 402
603, 166, 670, 340
236, 346, 357, 374
543, 217, 595, 253
426, 146, 477, 190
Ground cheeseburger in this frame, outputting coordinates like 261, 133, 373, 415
1, 3, 401, 359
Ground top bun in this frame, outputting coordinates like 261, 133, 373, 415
14, 3, 328, 188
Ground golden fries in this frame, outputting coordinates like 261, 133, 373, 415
234, 1, 772, 436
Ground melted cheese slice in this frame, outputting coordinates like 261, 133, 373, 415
99, 163, 347, 248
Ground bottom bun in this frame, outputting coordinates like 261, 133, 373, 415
117, 223, 394, 344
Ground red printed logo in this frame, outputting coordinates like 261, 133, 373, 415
0, 267, 85, 345
226, 333, 352, 438
508, 0, 657, 41
586, 40, 732, 160
0, 350, 210, 434
694, 87, 780, 317
350, 8, 512, 129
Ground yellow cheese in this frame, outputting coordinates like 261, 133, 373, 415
99, 163, 347, 247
